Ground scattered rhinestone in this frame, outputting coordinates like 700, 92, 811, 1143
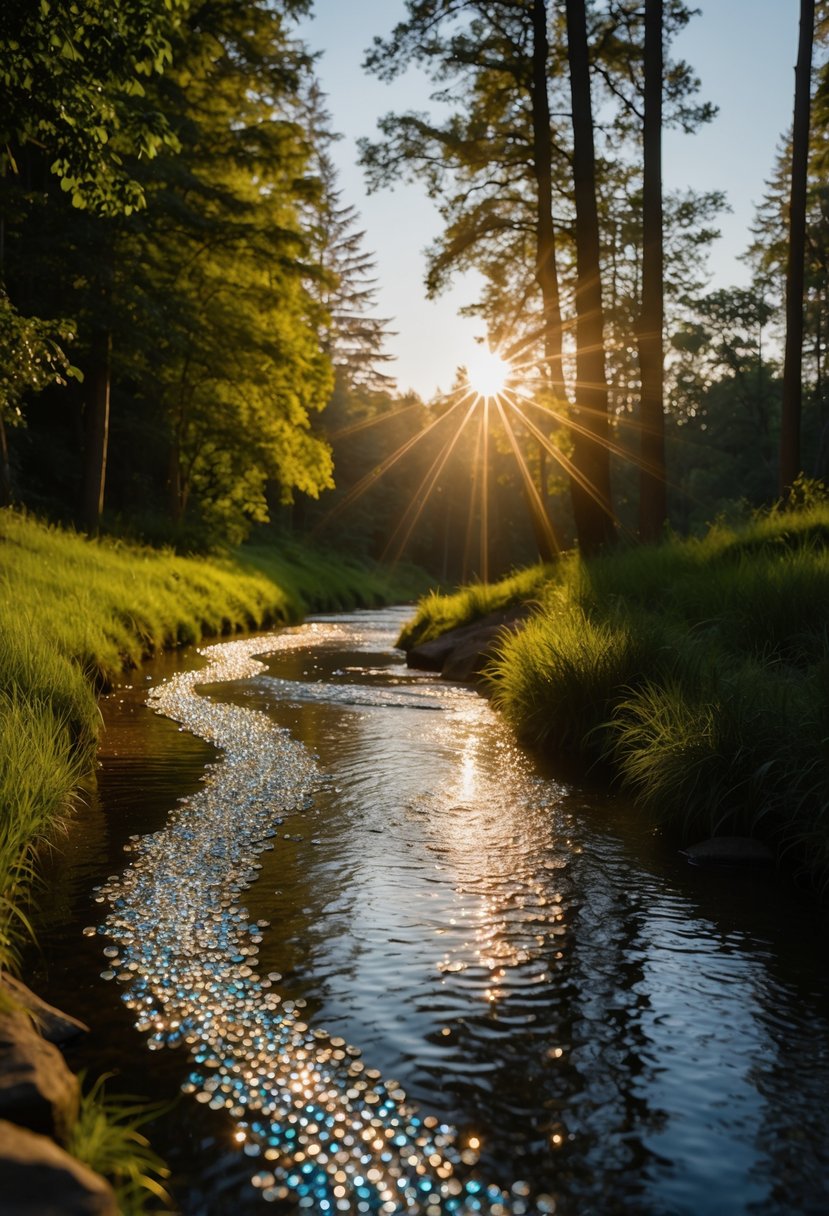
97, 628, 541, 1214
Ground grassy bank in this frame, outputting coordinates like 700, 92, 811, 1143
397, 562, 553, 649
401, 503, 829, 888
0, 509, 425, 970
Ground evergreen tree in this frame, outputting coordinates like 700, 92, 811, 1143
5, 0, 334, 544
747, 12, 829, 486
564, 0, 615, 553
302, 88, 396, 392
116, 0, 333, 541
637, 0, 666, 540
360, 0, 714, 555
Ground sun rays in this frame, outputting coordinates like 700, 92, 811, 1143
314, 332, 678, 578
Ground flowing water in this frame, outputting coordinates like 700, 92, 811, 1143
28, 608, 829, 1215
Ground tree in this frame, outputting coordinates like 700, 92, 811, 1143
301, 87, 396, 394
115, 0, 333, 541
667, 287, 781, 528
361, 0, 713, 556
564, 0, 616, 553
780, 0, 817, 494
0, 0, 191, 214
4, 0, 334, 545
0, 293, 78, 504
313, 167, 397, 392
637, 0, 666, 540
0, 0, 194, 528
361, 0, 605, 556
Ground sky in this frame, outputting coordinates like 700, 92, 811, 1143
297, 0, 802, 401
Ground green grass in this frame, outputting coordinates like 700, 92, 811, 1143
65, 1074, 173, 1215
397, 562, 554, 649
403, 502, 829, 888
0, 692, 93, 968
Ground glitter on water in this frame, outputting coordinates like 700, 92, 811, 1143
97, 627, 535, 1215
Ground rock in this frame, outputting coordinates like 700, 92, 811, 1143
407, 605, 533, 680
441, 626, 507, 682
0, 975, 89, 1046
406, 634, 455, 671
681, 836, 775, 867
0, 1119, 117, 1215
0, 1010, 79, 1140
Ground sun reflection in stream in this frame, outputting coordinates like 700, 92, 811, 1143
427, 719, 571, 1012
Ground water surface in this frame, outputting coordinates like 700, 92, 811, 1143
29, 608, 829, 1215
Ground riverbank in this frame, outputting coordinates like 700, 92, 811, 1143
0, 508, 426, 1208
401, 500, 829, 891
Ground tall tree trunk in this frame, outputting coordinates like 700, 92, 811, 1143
527, 0, 563, 559
564, 0, 615, 555
531, 0, 566, 399
637, 0, 667, 541
780, 0, 815, 495
167, 436, 183, 524
82, 331, 111, 534
0, 414, 11, 506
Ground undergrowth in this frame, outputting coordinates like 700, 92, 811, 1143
65, 1074, 173, 1215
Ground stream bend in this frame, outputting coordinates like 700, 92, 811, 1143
95, 624, 533, 1215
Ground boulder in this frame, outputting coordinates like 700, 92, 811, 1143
441, 626, 507, 682
681, 836, 775, 867
0, 1120, 117, 1215
0, 975, 89, 1046
406, 631, 460, 672
0, 1010, 79, 1140
407, 604, 533, 680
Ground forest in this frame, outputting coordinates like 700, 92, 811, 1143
3, 3, 829, 1214
1, 0, 827, 578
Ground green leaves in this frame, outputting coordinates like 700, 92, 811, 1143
0, 293, 80, 422
2, 0, 191, 214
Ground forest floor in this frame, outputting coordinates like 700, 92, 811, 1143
400, 499, 829, 893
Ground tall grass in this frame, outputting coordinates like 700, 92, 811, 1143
397, 562, 554, 649
0, 695, 89, 967
65, 1074, 173, 1215
403, 502, 829, 887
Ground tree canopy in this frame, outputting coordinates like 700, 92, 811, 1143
1, 1, 828, 570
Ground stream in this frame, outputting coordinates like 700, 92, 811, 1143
28, 607, 829, 1215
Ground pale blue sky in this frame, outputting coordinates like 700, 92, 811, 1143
297, 1, 801, 400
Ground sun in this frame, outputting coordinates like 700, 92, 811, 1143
463, 346, 513, 399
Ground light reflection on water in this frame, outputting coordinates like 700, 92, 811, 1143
83, 607, 829, 1215
96, 622, 551, 1215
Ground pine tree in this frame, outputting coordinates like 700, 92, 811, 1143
361, 0, 713, 555
5, 0, 334, 543
118, 0, 333, 540
637, 0, 667, 541
302, 88, 396, 392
